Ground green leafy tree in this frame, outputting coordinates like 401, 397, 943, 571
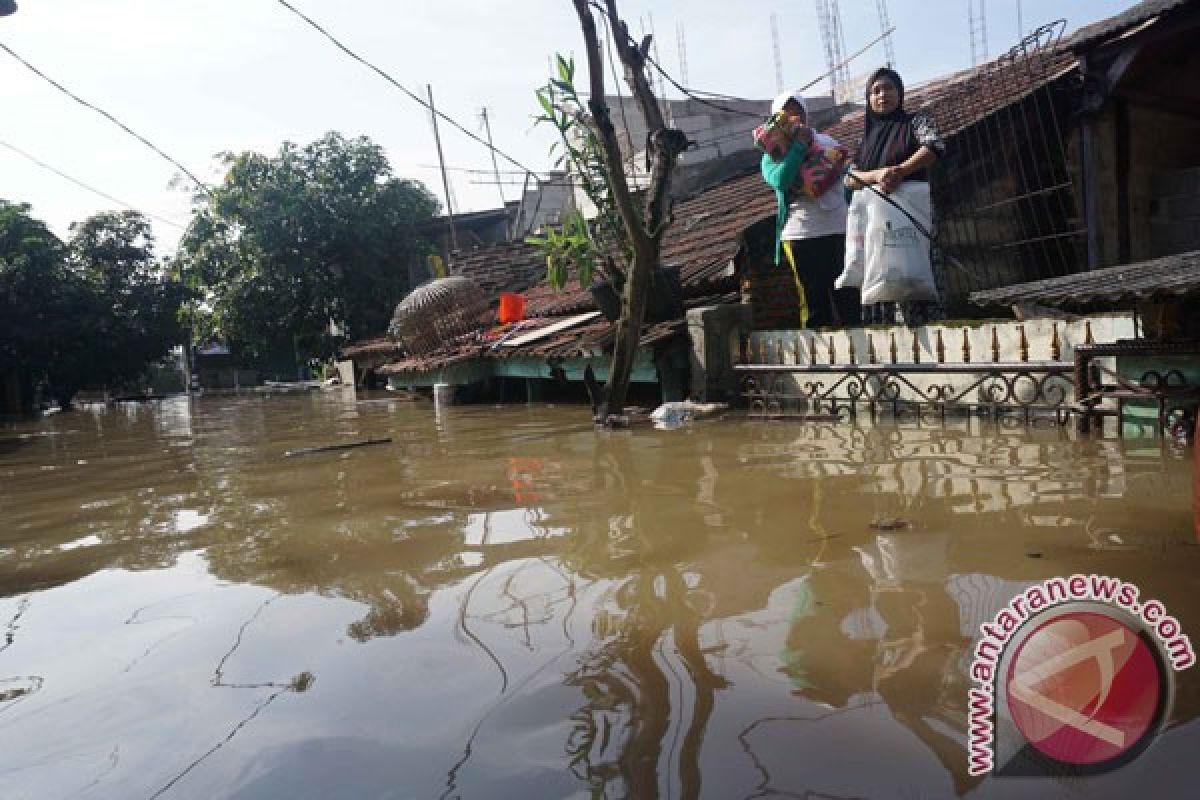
59, 211, 189, 403
179, 132, 439, 369
0, 200, 72, 412
0, 204, 189, 412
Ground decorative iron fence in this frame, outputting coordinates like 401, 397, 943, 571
739, 362, 1076, 425
736, 322, 1080, 425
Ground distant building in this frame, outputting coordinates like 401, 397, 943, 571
193, 342, 258, 390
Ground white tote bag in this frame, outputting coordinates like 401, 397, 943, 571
860, 182, 937, 305
835, 189, 868, 290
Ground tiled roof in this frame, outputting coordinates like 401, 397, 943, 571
449, 240, 547, 299
823, 47, 1078, 153
340, 336, 402, 359
1069, 0, 1194, 52
378, 316, 691, 376
522, 170, 769, 318
969, 249, 1200, 309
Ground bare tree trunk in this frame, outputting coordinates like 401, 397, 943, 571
570, 0, 686, 425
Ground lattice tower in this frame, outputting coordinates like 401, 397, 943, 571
876, 0, 897, 68
969, 0, 988, 66
770, 13, 784, 93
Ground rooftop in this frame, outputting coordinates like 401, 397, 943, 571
969, 249, 1200, 309
1068, 0, 1195, 52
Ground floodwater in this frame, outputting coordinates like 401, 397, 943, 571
1, 391, 1197, 799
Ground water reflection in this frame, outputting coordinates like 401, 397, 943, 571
1, 395, 1197, 798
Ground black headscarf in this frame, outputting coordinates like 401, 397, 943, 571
857, 67, 926, 177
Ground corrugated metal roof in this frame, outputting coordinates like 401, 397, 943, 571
1069, 0, 1194, 52
969, 249, 1200, 308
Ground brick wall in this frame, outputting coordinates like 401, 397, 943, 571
737, 216, 805, 331
1150, 167, 1200, 258
745, 263, 805, 331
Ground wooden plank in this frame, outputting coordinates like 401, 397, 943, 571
501, 312, 602, 347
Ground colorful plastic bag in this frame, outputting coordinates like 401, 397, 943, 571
753, 112, 812, 160
795, 144, 850, 199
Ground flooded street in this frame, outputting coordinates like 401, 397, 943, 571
2, 391, 1198, 799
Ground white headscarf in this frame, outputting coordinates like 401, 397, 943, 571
771, 91, 845, 210
770, 90, 809, 118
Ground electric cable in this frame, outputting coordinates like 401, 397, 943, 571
0, 139, 189, 230
0, 42, 212, 198
274, 0, 536, 176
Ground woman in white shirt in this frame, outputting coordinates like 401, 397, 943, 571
761, 90, 862, 329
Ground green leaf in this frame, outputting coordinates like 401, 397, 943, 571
556, 54, 572, 84
536, 90, 555, 119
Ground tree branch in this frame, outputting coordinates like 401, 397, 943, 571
569, 0, 688, 421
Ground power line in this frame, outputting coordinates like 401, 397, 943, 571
584, 1, 761, 119
416, 164, 556, 178
599, 10, 639, 171
0, 139, 189, 230
273, 0, 536, 176
0, 42, 212, 198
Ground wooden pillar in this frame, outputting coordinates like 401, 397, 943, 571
1080, 55, 1104, 270
1116, 98, 1132, 264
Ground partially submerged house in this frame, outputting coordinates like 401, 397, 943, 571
352, 0, 1200, 434
736, 0, 1200, 434
376, 183, 748, 403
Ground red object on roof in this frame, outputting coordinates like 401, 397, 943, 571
498, 293, 526, 324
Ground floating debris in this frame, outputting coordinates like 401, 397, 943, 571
283, 438, 391, 458
869, 518, 911, 532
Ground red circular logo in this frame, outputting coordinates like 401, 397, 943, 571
1005, 611, 1163, 766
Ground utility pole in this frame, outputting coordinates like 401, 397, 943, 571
479, 107, 506, 208
427, 84, 458, 254
1017, 0, 1024, 40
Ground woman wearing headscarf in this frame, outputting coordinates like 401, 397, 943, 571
847, 68, 946, 326
761, 90, 862, 330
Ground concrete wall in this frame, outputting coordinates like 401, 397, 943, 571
517, 172, 577, 233
687, 304, 753, 402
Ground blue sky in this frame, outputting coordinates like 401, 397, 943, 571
0, 0, 1137, 252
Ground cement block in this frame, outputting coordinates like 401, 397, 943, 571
688, 304, 753, 402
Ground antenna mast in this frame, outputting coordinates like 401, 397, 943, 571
815, 1, 849, 102
676, 22, 690, 86
770, 13, 785, 93
969, 0, 988, 65
876, 0, 897, 68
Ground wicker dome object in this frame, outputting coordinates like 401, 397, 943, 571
388, 275, 491, 355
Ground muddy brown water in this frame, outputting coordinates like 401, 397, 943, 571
1, 391, 1197, 799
